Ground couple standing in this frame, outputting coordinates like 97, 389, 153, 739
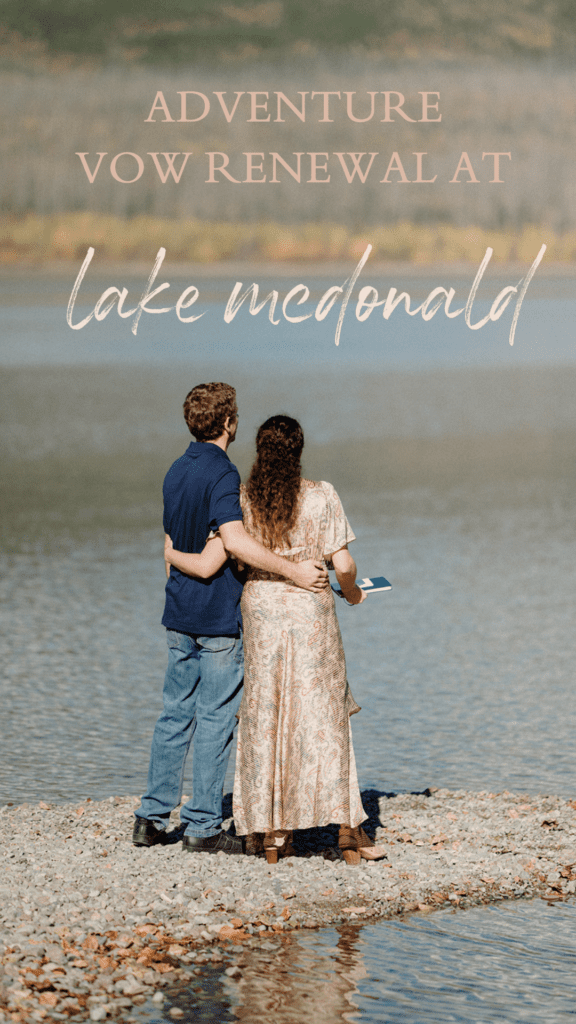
133, 382, 385, 864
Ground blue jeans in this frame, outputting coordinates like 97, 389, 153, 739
136, 629, 243, 837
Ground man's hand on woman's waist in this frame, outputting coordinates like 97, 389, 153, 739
218, 520, 328, 592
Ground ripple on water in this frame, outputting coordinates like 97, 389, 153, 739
356, 899, 576, 1022
136, 899, 576, 1024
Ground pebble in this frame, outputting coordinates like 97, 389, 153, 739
1, 789, 575, 1022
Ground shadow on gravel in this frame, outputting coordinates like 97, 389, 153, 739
163, 823, 188, 846
223, 788, 435, 856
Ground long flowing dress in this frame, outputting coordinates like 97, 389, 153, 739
232, 479, 366, 834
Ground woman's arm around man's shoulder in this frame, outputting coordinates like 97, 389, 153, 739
164, 533, 228, 580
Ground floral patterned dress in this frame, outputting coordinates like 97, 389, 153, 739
232, 479, 366, 834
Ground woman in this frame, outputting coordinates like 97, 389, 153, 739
166, 415, 386, 866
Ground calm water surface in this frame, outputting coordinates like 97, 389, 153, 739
130, 901, 576, 1024
1, 492, 575, 803
1, 274, 575, 1022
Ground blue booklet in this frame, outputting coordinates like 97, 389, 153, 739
358, 576, 392, 592
332, 576, 392, 598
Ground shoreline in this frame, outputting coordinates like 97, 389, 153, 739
1, 788, 575, 1022
2, 259, 576, 280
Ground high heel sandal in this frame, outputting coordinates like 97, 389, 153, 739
263, 830, 295, 864
339, 825, 387, 865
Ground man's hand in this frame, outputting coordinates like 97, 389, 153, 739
289, 559, 329, 592
219, 520, 328, 590
164, 533, 173, 578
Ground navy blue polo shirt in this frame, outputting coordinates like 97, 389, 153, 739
161, 441, 244, 636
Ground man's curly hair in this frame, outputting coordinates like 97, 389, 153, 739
183, 382, 237, 441
245, 415, 304, 550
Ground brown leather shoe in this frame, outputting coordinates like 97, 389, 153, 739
132, 817, 168, 847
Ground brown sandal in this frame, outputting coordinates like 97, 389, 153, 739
245, 832, 265, 857
339, 825, 387, 865
263, 830, 295, 864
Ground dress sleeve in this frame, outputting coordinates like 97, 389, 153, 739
321, 481, 356, 557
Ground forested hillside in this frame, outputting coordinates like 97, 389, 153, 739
1, 0, 575, 64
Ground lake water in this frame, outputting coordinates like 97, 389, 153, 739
139, 901, 576, 1024
1, 264, 576, 369
1, 269, 575, 1021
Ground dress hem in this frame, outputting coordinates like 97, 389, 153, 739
235, 812, 368, 835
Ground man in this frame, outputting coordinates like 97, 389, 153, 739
133, 382, 327, 854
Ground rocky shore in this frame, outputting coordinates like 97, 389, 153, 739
1, 788, 575, 1023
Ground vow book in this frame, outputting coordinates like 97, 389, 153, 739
358, 576, 392, 592
331, 576, 392, 598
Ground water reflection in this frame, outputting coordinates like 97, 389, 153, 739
152, 899, 576, 1024
161, 926, 368, 1024
226, 927, 366, 1024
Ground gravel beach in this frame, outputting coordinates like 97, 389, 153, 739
1, 788, 575, 1023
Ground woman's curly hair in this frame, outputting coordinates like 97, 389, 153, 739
245, 415, 304, 550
